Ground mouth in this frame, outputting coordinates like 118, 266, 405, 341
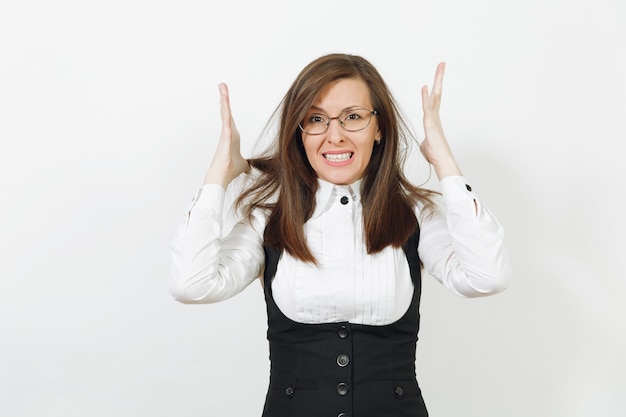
323, 152, 353, 162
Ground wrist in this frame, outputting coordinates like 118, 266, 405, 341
203, 168, 231, 188
432, 156, 462, 179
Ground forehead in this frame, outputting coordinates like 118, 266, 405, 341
311, 77, 372, 111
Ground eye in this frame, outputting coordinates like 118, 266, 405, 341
345, 112, 362, 120
308, 114, 327, 124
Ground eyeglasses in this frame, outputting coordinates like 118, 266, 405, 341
299, 109, 378, 135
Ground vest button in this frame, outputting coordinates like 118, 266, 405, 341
338, 413, 349, 417
395, 386, 404, 397
336, 382, 350, 396
285, 386, 294, 397
340, 196, 349, 205
337, 326, 349, 339
336, 354, 350, 367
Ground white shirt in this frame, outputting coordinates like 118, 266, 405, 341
169, 176, 512, 325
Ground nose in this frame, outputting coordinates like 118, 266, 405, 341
326, 117, 344, 143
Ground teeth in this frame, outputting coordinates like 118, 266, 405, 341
324, 152, 352, 162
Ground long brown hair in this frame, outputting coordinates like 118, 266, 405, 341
236, 53, 436, 264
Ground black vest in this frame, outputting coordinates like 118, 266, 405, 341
261, 229, 428, 417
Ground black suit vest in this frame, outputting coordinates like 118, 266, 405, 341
261, 229, 428, 417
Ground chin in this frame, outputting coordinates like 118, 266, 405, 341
322, 174, 356, 185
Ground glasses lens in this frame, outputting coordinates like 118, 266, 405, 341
341, 109, 373, 132
301, 114, 330, 134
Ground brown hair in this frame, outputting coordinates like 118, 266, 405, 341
237, 53, 436, 264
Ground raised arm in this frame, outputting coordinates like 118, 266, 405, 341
417, 63, 512, 296
169, 84, 264, 304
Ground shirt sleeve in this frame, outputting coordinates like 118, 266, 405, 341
418, 176, 513, 297
169, 184, 266, 304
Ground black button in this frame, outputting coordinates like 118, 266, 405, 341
340, 196, 349, 205
337, 326, 349, 339
338, 414, 349, 417
336, 383, 349, 396
336, 354, 350, 367
465, 184, 472, 192
394, 386, 404, 397
285, 386, 294, 397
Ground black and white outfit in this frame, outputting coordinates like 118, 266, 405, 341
170, 175, 512, 416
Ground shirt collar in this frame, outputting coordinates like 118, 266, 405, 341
311, 178, 363, 219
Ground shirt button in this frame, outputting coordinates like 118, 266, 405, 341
336, 382, 350, 396
394, 386, 404, 397
337, 326, 349, 339
336, 354, 350, 367
465, 184, 472, 192
340, 196, 349, 205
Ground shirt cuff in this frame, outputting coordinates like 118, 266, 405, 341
191, 183, 226, 212
439, 175, 475, 205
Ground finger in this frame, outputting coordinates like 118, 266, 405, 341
421, 85, 429, 112
431, 62, 446, 96
218, 82, 229, 102
218, 82, 232, 127
219, 83, 241, 143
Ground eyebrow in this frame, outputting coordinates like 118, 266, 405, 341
307, 105, 367, 114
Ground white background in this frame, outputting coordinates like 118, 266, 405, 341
1, 0, 625, 416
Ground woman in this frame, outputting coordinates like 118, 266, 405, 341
170, 53, 512, 417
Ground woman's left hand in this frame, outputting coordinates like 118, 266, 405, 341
420, 62, 462, 179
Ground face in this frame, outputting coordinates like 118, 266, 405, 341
301, 78, 380, 185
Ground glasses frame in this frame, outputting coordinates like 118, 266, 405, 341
298, 109, 378, 135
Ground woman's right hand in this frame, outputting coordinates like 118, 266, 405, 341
203, 83, 250, 188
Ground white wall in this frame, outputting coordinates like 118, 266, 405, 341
1, 0, 624, 416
